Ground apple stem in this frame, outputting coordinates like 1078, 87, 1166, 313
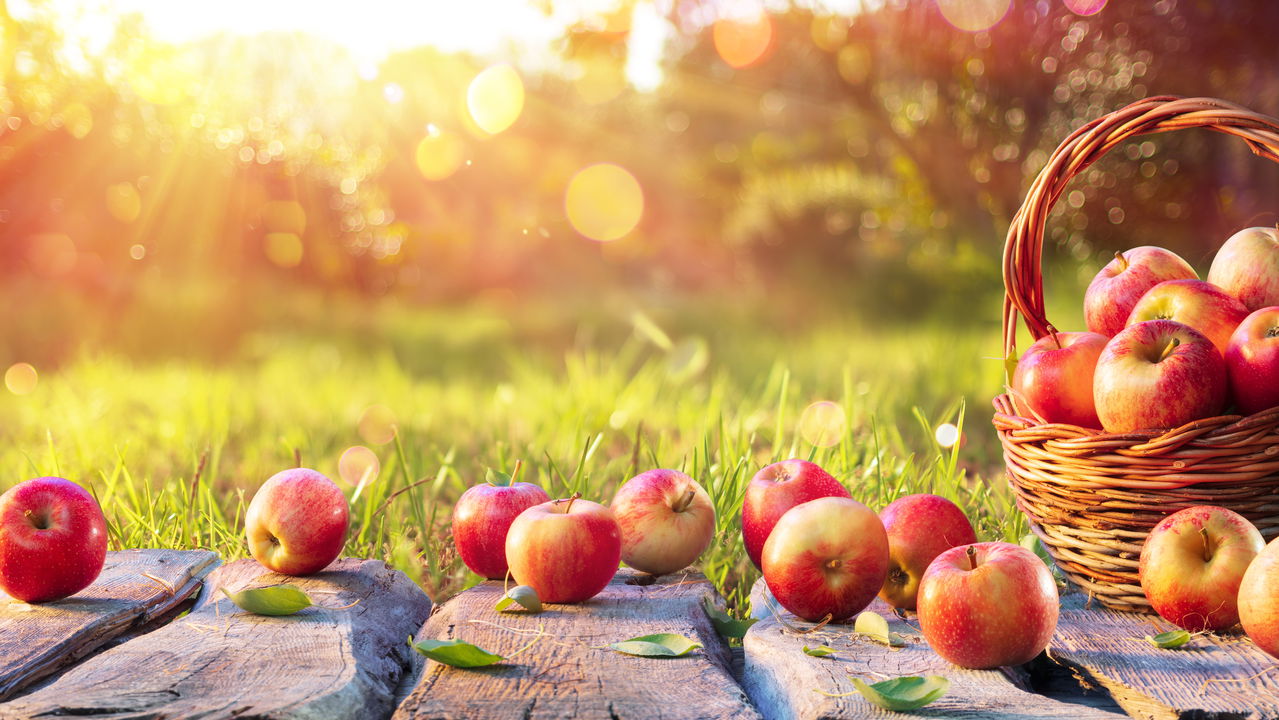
824, 559, 841, 570
1268, 326, 1279, 339
511, 459, 524, 485
1049, 328, 1062, 351
1158, 337, 1181, 363
1114, 250, 1129, 272
1200, 527, 1213, 563
966, 545, 978, 571
557, 491, 582, 514
672, 488, 697, 513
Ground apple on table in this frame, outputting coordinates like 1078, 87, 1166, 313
742, 459, 850, 570
1010, 330, 1108, 428
1239, 536, 1279, 659
878, 494, 978, 611
505, 493, 621, 604
246, 468, 350, 576
1085, 246, 1198, 337
451, 463, 549, 579
610, 468, 714, 576
1125, 279, 1251, 355
0, 477, 108, 603
1225, 306, 1279, 416
1208, 226, 1279, 311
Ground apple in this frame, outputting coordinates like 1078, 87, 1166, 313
0, 477, 108, 603
878, 494, 978, 610
1010, 331, 1108, 428
742, 459, 850, 569
1126, 279, 1251, 355
1207, 226, 1279, 311
917, 542, 1058, 669
1225, 306, 1279, 416
610, 469, 714, 576
245, 468, 350, 576
1085, 246, 1198, 337
451, 467, 549, 579
761, 496, 889, 622
1093, 320, 1227, 433
505, 494, 621, 603
1139, 505, 1263, 631
1239, 536, 1279, 659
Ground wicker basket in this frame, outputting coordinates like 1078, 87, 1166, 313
994, 95, 1279, 613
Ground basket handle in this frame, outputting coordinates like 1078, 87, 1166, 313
1002, 95, 1279, 361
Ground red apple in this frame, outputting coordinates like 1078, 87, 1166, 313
742, 459, 850, 569
1225, 306, 1279, 416
0, 477, 108, 603
1207, 226, 1279, 311
1126, 279, 1251, 355
505, 494, 621, 603
1239, 536, 1279, 659
917, 542, 1058, 669
1011, 331, 1108, 428
1085, 246, 1198, 337
1139, 505, 1263, 632
878, 494, 978, 610
245, 468, 350, 576
1093, 320, 1227, 433
610, 469, 714, 576
761, 496, 888, 622
452, 470, 549, 579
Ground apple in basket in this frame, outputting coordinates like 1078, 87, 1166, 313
1139, 506, 1263, 632
0, 477, 108, 603
1239, 535, 1279, 659
1084, 246, 1197, 337
1207, 226, 1279, 311
505, 494, 621, 603
1010, 331, 1108, 428
742, 459, 850, 570
1225, 306, 1279, 416
610, 469, 715, 576
1093, 320, 1226, 433
1125, 279, 1251, 355
877, 494, 978, 610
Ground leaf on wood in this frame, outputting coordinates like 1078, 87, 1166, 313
494, 585, 542, 613
411, 637, 504, 668
221, 584, 313, 616
609, 632, 702, 658
853, 610, 905, 647
1144, 629, 1192, 649
802, 644, 837, 658
852, 675, 950, 711
702, 597, 757, 640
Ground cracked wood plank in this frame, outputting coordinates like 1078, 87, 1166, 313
1048, 595, 1279, 720
742, 579, 1127, 720
0, 548, 218, 701
0, 557, 432, 719
392, 569, 760, 720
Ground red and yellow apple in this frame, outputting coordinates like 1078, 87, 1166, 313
761, 496, 888, 622
1093, 320, 1227, 433
1239, 536, 1279, 659
1139, 505, 1263, 632
505, 494, 621, 603
451, 474, 549, 579
1225, 306, 1279, 416
1010, 331, 1108, 428
0, 477, 108, 603
245, 468, 350, 576
878, 494, 978, 610
1085, 246, 1197, 337
1207, 226, 1279, 311
610, 469, 714, 576
742, 459, 850, 569
917, 542, 1059, 669
1126, 279, 1250, 355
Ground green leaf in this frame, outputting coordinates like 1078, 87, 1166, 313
411, 637, 504, 667
852, 676, 950, 711
1145, 629, 1192, 649
495, 585, 542, 613
854, 611, 906, 647
609, 633, 702, 658
803, 644, 837, 658
703, 597, 758, 640
485, 468, 514, 487
1020, 533, 1052, 567
221, 584, 313, 616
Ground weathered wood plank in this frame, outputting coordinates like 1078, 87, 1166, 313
0, 548, 218, 700
393, 569, 761, 720
1, 558, 433, 719
1048, 595, 1279, 720
742, 580, 1127, 720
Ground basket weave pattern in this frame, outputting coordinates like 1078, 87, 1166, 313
994, 96, 1279, 612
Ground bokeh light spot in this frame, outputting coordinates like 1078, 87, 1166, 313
667, 337, 709, 381
358, 404, 398, 445
810, 16, 848, 52
5, 363, 37, 395
467, 64, 524, 135
61, 102, 93, 139
837, 45, 871, 85
713, 12, 774, 69
265, 233, 303, 268
415, 130, 465, 181
937, 0, 1011, 31
935, 423, 962, 449
338, 445, 380, 489
574, 59, 626, 105
129, 244, 146, 260
800, 401, 846, 448
106, 183, 141, 223
262, 200, 307, 234
1065, 0, 1107, 15
565, 163, 643, 242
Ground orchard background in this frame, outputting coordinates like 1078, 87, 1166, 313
3, 0, 1278, 613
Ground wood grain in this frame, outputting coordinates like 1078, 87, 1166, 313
0, 548, 218, 700
393, 569, 760, 720
742, 580, 1127, 720
0, 557, 432, 719
1049, 595, 1279, 720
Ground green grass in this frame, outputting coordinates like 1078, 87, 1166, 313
0, 299, 1052, 615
